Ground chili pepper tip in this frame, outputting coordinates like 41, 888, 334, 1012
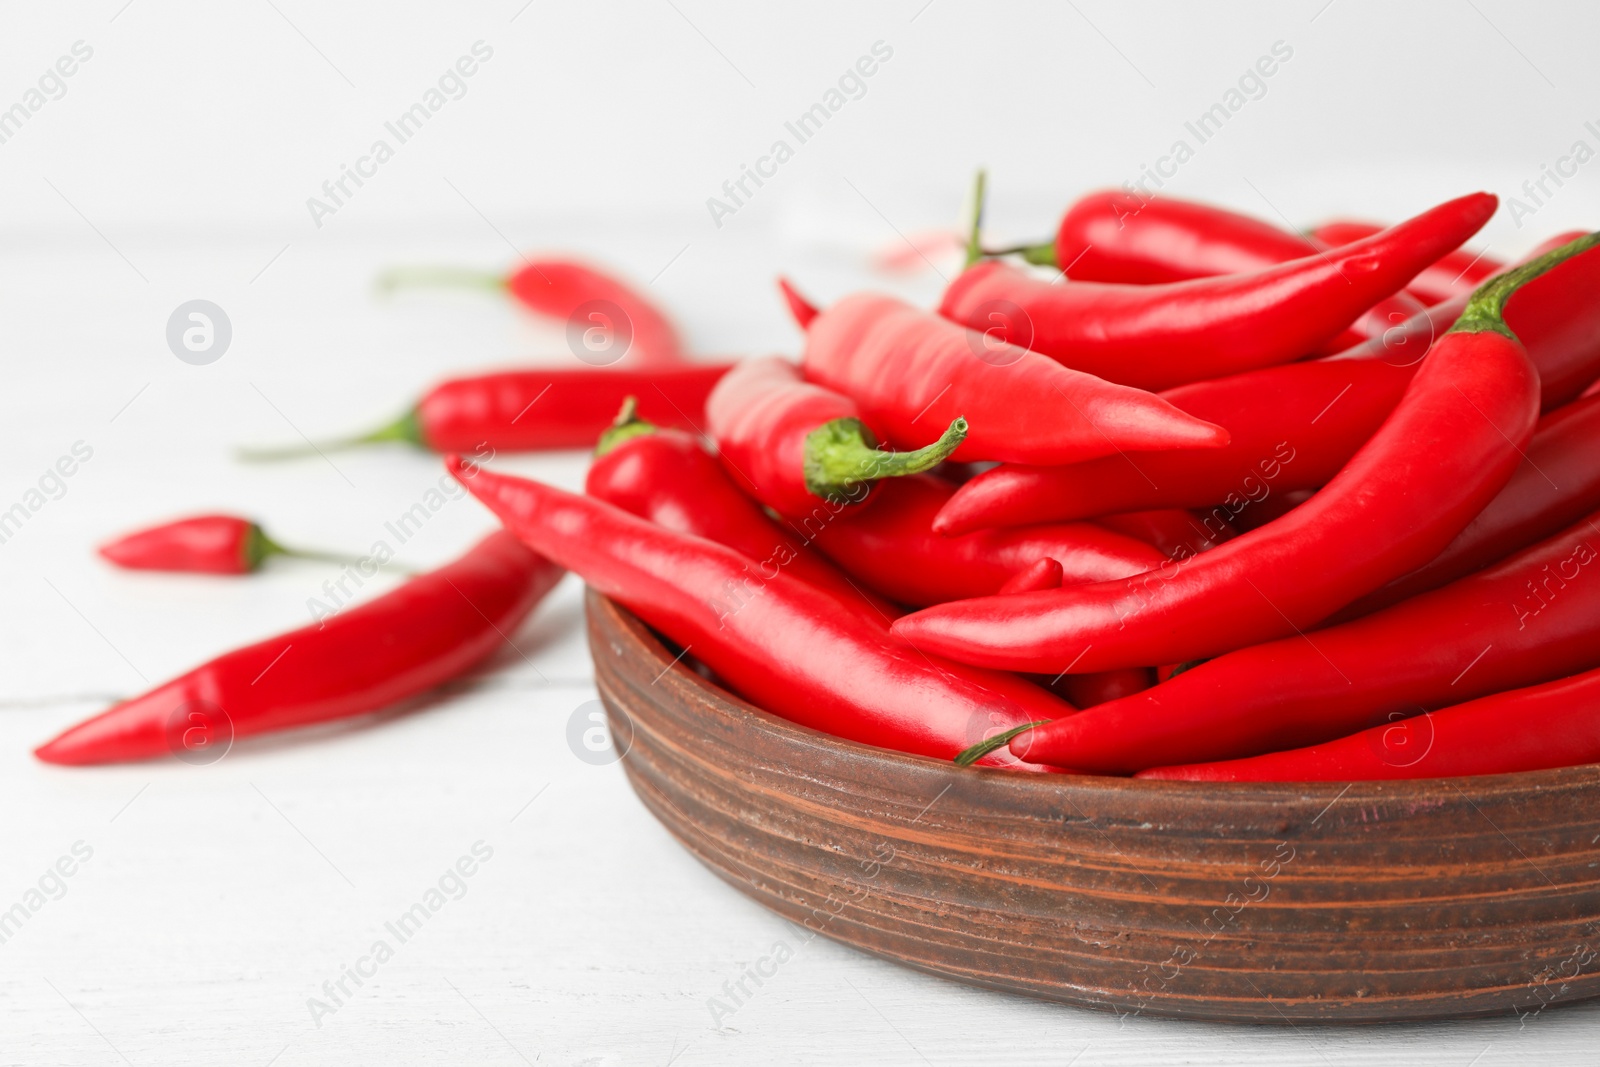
776, 277, 820, 330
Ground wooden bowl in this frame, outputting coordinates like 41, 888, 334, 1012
587, 590, 1600, 1024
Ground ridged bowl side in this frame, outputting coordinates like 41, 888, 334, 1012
587, 589, 1600, 1024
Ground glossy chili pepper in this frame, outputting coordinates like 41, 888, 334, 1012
1003, 189, 1424, 353
98, 515, 369, 575
240, 363, 734, 458
35, 530, 562, 766
933, 357, 1415, 534
998, 558, 1064, 595
1140, 665, 1600, 782
1092, 509, 1234, 559
448, 457, 1074, 768
704, 356, 966, 518
804, 474, 1166, 607
895, 234, 1599, 677
378, 258, 685, 366
584, 400, 899, 622
940, 192, 1497, 391
1008, 507, 1600, 774
800, 291, 1229, 465
1336, 392, 1600, 619
1312, 219, 1501, 306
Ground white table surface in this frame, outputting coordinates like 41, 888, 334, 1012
4, 221, 1598, 1067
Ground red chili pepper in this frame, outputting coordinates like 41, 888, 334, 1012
895, 234, 1598, 677
940, 192, 1497, 391
1092, 509, 1234, 559
98, 515, 370, 575
1008, 506, 1600, 774
1138, 665, 1600, 782
1312, 219, 1501, 306
704, 356, 966, 518
241, 363, 733, 458
933, 357, 1415, 534
378, 258, 685, 366
584, 400, 899, 622
448, 457, 1073, 768
800, 291, 1229, 465
1337, 392, 1600, 618
998, 558, 1064, 595
1005, 189, 1425, 352
35, 531, 562, 766
803, 474, 1167, 607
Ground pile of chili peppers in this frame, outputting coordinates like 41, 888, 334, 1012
38, 179, 1600, 786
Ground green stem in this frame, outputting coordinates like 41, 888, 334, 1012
250, 527, 418, 575
1453, 230, 1600, 337
235, 410, 424, 462
595, 396, 658, 456
964, 169, 988, 269
954, 720, 1051, 767
985, 240, 1059, 267
375, 265, 509, 295
803, 416, 968, 504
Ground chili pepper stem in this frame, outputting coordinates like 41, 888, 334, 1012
955, 720, 1051, 767
983, 241, 1060, 268
375, 266, 509, 295
1454, 231, 1600, 337
235, 410, 424, 461
803, 416, 968, 503
595, 396, 658, 456
963, 169, 988, 269
251, 526, 418, 575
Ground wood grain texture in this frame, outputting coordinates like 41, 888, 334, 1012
588, 589, 1600, 1025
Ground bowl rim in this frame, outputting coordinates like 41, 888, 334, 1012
589, 589, 1600, 801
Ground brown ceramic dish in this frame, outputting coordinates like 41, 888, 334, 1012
587, 590, 1600, 1024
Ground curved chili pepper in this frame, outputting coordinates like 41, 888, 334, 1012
35, 530, 562, 766
448, 457, 1073, 768
1336, 392, 1600, 619
1139, 665, 1600, 782
1092, 509, 1234, 559
1007, 189, 1424, 352
704, 356, 966, 518
584, 400, 898, 622
240, 363, 733, 458
895, 234, 1598, 677
378, 258, 685, 366
933, 357, 1414, 534
800, 291, 1229, 465
98, 515, 370, 575
1312, 219, 1501, 306
804, 474, 1166, 607
998, 558, 1064, 595
1008, 506, 1600, 774
940, 192, 1497, 391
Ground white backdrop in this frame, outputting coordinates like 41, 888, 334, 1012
3, 2, 1600, 1065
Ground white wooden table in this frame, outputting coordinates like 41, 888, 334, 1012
3, 220, 1597, 1066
